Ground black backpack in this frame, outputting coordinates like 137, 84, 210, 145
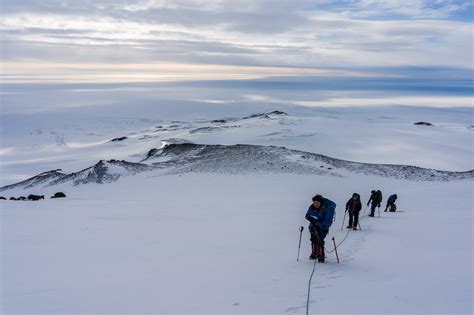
375, 190, 383, 203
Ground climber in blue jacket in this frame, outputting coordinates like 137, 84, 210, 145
385, 194, 398, 212
305, 194, 336, 262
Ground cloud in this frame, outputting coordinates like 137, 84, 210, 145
330, 0, 473, 20
0, 0, 472, 74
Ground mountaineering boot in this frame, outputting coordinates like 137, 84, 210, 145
317, 243, 325, 263
353, 226, 357, 230
310, 242, 317, 260
346, 225, 352, 229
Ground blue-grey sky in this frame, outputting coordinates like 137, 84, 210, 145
0, 0, 473, 109
1, 1, 472, 69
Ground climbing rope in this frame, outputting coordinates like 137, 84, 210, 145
305, 209, 385, 313
306, 258, 318, 315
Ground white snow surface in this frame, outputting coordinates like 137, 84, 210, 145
0, 105, 473, 314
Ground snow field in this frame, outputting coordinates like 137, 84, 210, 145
1, 173, 472, 314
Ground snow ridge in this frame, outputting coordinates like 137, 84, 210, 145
0, 160, 153, 192
2, 143, 471, 192
0, 169, 66, 191
145, 143, 474, 180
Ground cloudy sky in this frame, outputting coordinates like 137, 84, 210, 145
0, 0, 472, 111
1, 1, 472, 74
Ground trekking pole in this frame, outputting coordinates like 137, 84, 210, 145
332, 237, 340, 263
358, 221, 362, 230
297, 226, 304, 261
378, 205, 381, 218
340, 211, 347, 231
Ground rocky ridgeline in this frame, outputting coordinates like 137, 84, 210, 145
1, 143, 472, 192
210, 110, 288, 124
0, 160, 153, 192
0, 169, 66, 191
144, 143, 473, 181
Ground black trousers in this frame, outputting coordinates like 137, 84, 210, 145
370, 202, 378, 216
309, 226, 328, 258
348, 211, 359, 227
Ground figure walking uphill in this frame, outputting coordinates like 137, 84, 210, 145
367, 190, 383, 217
346, 193, 362, 230
385, 194, 398, 212
305, 194, 336, 262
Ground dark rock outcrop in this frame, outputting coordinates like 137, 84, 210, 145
243, 110, 287, 120
110, 136, 128, 142
414, 122, 433, 126
51, 192, 66, 198
28, 194, 44, 201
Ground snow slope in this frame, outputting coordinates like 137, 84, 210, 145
1, 107, 473, 314
1, 173, 472, 314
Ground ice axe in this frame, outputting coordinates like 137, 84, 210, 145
332, 237, 340, 263
297, 226, 304, 261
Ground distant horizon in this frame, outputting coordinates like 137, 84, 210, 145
1, 0, 473, 113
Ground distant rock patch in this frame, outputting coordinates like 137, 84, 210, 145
242, 110, 288, 120
51, 192, 66, 198
189, 126, 239, 134
189, 126, 221, 134
28, 194, 44, 201
110, 136, 128, 142
414, 122, 433, 126
269, 110, 287, 116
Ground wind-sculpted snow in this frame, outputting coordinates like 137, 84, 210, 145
1, 143, 471, 192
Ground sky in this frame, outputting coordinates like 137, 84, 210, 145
0, 0, 473, 111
